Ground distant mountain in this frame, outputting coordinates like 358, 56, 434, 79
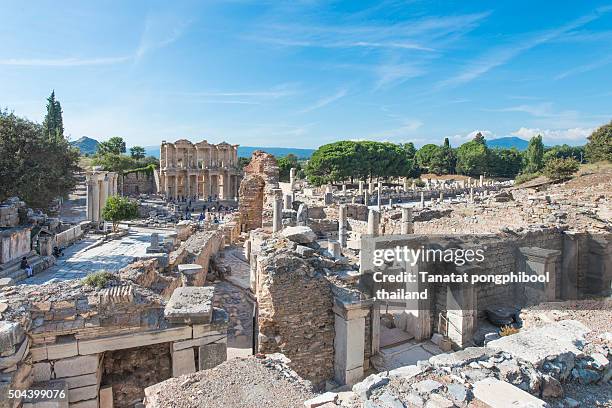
143, 145, 315, 159
71, 136, 99, 154
488, 137, 529, 150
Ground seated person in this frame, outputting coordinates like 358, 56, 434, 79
20, 256, 33, 277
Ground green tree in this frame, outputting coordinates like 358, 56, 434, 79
585, 121, 612, 162
129, 146, 146, 160
238, 157, 251, 168
543, 144, 585, 163
456, 140, 489, 176
473, 132, 486, 145
277, 154, 301, 182
0, 110, 79, 207
91, 153, 137, 173
42, 90, 64, 140
416, 144, 441, 170
101, 195, 139, 231
524, 135, 544, 173
489, 148, 523, 178
543, 157, 580, 181
97, 137, 126, 155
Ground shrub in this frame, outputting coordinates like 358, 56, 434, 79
514, 173, 539, 185
83, 271, 116, 288
543, 157, 579, 181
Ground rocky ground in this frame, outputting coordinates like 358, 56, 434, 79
144, 354, 316, 408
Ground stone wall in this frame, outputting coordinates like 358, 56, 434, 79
122, 171, 157, 196
238, 151, 279, 231
256, 249, 335, 388
168, 229, 225, 285
0, 227, 31, 264
54, 225, 83, 248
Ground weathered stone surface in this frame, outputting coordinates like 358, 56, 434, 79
487, 320, 589, 366
295, 245, 315, 257
0, 321, 24, 351
446, 383, 467, 403
281, 226, 317, 244
54, 355, 100, 378
352, 374, 389, 400
198, 342, 227, 371
304, 392, 337, 408
239, 151, 279, 231
428, 347, 492, 368
171, 347, 196, 377
388, 364, 423, 379
473, 378, 548, 408
164, 286, 214, 324
415, 379, 442, 394
424, 394, 454, 408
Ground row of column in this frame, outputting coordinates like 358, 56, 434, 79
86, 171, 118, 223
163, 173, 240, 200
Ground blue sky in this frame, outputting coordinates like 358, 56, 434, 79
1, 0, 611, 149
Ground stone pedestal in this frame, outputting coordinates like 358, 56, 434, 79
178, 264, 203, 286
333, 300, 371, 386
328, 240, 341, 259
446, 266, 477, 348
561, 232, 579, 300
171, 347, 196, 377
283, 194, 293, 211
520, 247, 562, 303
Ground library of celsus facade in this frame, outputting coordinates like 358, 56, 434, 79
159, 139, 242, 200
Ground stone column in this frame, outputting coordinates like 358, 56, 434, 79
283, 194, 292, 210
401, 207, 413, 234
338, 204, 347, 247
99, 178, 108, 219
342, 184, 347, 195
185, 173, 191, 198
289, 168, 296, 190
86, 177, 96, 221
272, 198, 282, 233
363, 191, 369, 206
358, 181, 364, 195
420, 192, 425, 209
377, 182, 382, 211
439, 191, 444, 202
333, 300, 371, 386
446, 265, 478, 348
174, 176, 179, 200
368, 181, 374, 194
367, 209, 379, 236
195, 174, 200, 199
412, 180, 416, 191
324, 192, 333, 205
519, 247, 562, 303
469, 187, 474, 203
403, 178, 410, 192
479, 175, 484, 187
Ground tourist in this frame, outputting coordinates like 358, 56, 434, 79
20, 256, 33, 277
52, 246, 64, 258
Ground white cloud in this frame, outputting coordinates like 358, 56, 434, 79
374, 63, 424, 89
135, 14, 191, 61
511, 127, 594, 143
369, 119, 424, 141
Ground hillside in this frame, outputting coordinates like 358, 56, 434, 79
488, 136, 528, 150
70, 136, 99, 154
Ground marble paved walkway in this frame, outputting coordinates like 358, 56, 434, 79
21, 226, 171, 285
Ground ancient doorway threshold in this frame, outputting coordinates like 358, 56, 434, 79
371, 340, 444, 372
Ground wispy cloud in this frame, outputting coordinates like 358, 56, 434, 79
554, 56, 612, 80
299, 88, 348, 113
374, 62, 424, 89
437, 6, 612, 88
0, 56, 131, 67
135, 13, 191, 61
369, 118, 423, 141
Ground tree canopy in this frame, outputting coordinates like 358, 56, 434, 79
129, 146, 146, 160
101, 195, 139, 231
97, 136, 126, 155
585, 121, 612, 162
42, 91, 64, 140
456, 138, 489, 176
523, 135, 544, 173
277, 154, 301, 182
0, 109, 79, 208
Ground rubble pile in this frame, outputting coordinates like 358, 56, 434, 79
313, 320, 611, 408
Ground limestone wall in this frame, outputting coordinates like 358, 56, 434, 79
55, 225, 83, 248
168, 229, 225, 285
0, 227, 31, 264
122, 171, 157, 196
256, 249, 335, 387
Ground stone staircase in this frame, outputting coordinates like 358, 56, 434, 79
0, 252, 51, 283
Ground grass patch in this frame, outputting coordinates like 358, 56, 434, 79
514, 172, 540, 185
500, 325, 520, 336
83, 271, 116, 288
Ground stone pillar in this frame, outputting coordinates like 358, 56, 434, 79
377, 182, 382, 211
195, 174, 200, 199
185, 173, 191, 198
289, 168, 297, 190
367, 209, 379, 236
363, 191, 369, 205
342, 184, 347, 195
479, 175, 484, 187
420, 192, 425, 209
446, 265, 477, 348
338, 204, 347, 248
401, 207, 413, 234
439, 191, 444, 202
178, 264, 203, 286
174, 176, 179, 200
469, 187, 474, 203
368, 182, 374, 194
333, 301, 371, 386
283, 194, 292, 210
403, 178, 410, 192
328, 240, 341, 259
561, 232, 579, 300
520, 247, 562, 303
272, 198, 282, 233
412, 180, 416, 191
358, 181, 364, 195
